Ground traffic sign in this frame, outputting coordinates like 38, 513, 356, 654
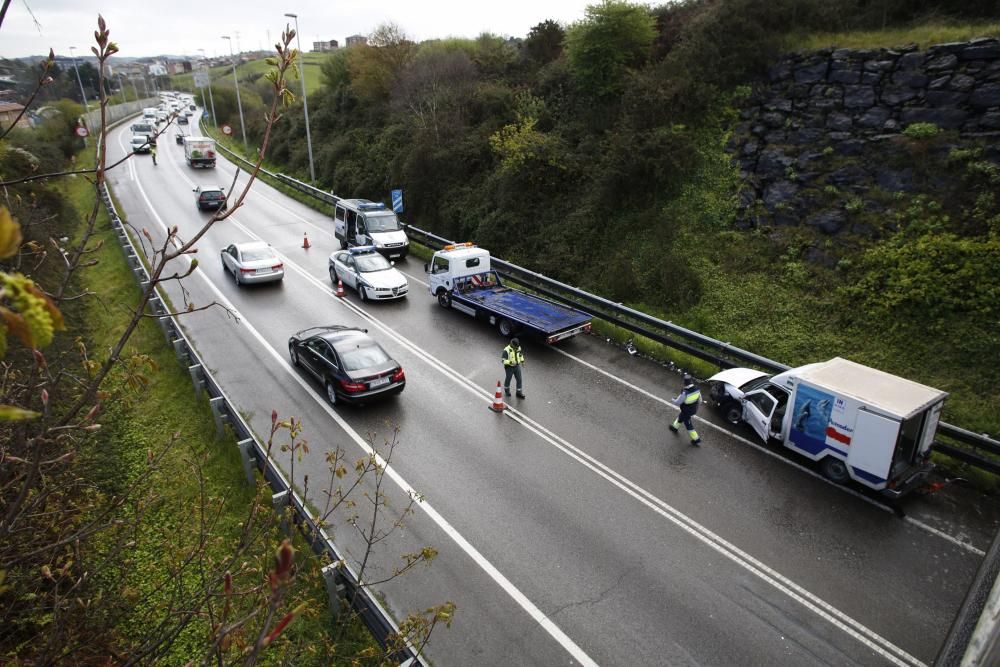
202, 111, 210, 119
75, 126, 89, 138
193, 72, 209, 88
221, 124, 233, 136
391, 189, 404, 213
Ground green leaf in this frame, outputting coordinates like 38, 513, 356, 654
0, 404, 41, 421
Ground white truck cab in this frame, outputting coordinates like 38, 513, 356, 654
426, 243, 491, 297
708, 358, 947, 497
334, 199, 409, 260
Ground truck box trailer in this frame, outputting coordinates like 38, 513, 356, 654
182, 136, 216, 168
708, 358, 947, 497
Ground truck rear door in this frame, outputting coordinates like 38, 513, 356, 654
846, 410, 899, 483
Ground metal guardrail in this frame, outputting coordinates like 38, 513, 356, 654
208, 130, 1000, 474
97, 182, 423, 665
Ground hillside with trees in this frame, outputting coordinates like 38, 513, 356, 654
199, 0, 1000, 440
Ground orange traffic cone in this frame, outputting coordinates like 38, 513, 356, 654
302, 232, 311, 249
489, 381, 506, 413
335, 279, 345, 298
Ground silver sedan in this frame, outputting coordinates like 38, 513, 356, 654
220, 241, 284, 286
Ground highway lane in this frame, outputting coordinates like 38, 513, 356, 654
106, 112, 997, 665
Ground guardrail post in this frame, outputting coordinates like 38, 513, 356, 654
188, 364, 205, 397
172, 338, 190, 364
208, 396, 229, 436
272, 490, 290, 534
236, 438, 256, 484
321, 563, 348, 619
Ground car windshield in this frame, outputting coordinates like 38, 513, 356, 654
365, 212, 401, 232
242, 248, 275, 261
337, 342, 391, 371
356, 254, 391, 272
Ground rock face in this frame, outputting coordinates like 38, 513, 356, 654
732, 39, 1000, 234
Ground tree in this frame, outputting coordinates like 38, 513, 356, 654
523, 20, 565, 65
347, 22, 416, 104
392, 47, 478, 141
564, 0, 655, 98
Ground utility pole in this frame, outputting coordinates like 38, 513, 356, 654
285, 12, 316, 182
221, 35, 248, 147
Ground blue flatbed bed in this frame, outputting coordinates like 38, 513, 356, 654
447, 271, 591, 342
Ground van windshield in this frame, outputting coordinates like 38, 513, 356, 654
365, 212, 401, 233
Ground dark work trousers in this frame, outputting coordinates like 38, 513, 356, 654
504, 364, 523, 392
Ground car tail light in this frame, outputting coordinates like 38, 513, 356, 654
584, 323, 592, 333
391, 368, 405, 382
240, 267, 256, 274
339, 379, 367, 393
272, 263, 283, 270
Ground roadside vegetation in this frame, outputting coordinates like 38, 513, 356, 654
1, 17, 450, 663
169, 1, 1000, 464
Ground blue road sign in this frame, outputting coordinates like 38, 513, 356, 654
391, 189, 404, 213
202, 111, 210, 119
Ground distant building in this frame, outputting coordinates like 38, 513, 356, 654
0, 101, 29, 130
345, 35, 367, 47
312, 39, 339, 52
148, 63, 167, 77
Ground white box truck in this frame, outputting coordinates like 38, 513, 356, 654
707, 358, 947, 497
182, 136, 216, 168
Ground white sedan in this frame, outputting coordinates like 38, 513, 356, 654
220, 241, 284, 286
328, 247, 408, 301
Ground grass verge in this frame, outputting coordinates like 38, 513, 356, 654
62, 155, 377, 661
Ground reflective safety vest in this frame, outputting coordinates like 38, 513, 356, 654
503, 345, 524, 366
682, 388, 701, 405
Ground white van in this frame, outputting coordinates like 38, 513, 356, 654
142, 107, 157, 121
333, 199, 409, 260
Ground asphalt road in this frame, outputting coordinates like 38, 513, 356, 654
105, 112, 999, 666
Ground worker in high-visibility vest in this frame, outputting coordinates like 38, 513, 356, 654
669, 374, 702, 446
502, 338, 525, 399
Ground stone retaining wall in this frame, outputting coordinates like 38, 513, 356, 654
731, 37, 1000, 235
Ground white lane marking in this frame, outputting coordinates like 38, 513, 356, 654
547, 348, 986, 558
129, 134, 936, 664
124, 168, 599, 667
394, 264, 986, 559
215, 218, 926, 667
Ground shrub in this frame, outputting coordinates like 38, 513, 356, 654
902, 122, 941, 140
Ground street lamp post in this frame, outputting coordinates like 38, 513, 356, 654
221, 35, 248, 147
68, 46, 91, 113
285, 12, 316, 182
198, 49, 218, 128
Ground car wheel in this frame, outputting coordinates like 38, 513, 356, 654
497, 318, 514, 337
437, 289, 451, 309
289, 343, 299, 366
820, 456, 850, 484
330, 266, 338, 285
233, 268, 241, 286
359, 286, 369, 302
722, 401, 743, 425
325, 380, 338, 406
339, 238, 347, 250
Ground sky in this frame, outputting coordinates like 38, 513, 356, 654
1, 0, 601, 59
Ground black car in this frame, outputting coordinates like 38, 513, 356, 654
288, 326, 405, 405
194, 185, 228, 211
177, 115, 189, 125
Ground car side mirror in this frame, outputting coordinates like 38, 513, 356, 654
423, 263, 429, 273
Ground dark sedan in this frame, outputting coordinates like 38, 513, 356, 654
288, 326, 405, 406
